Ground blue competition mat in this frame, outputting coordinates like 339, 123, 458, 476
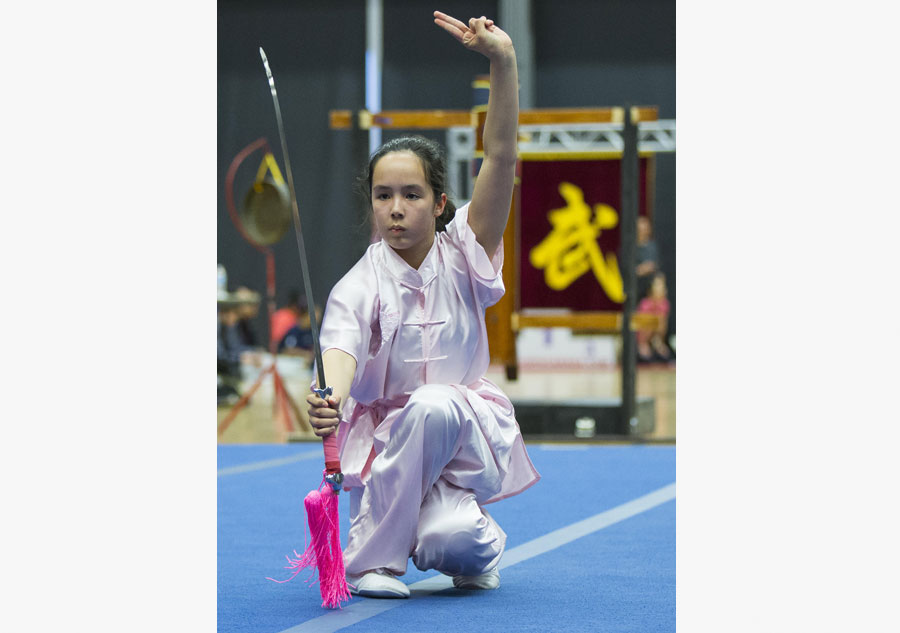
218, 443, 675, 633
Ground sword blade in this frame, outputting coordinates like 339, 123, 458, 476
259, 47, 327, 391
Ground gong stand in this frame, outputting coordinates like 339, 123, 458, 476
217, 137, 310, 440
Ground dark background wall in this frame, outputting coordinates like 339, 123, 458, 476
218, 0, 675, 341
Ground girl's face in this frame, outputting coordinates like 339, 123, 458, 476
371, 151, 446, 269
651, 276, 667, 298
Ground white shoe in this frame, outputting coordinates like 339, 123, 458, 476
346, 570, 410, 599
452, 567, 500, 590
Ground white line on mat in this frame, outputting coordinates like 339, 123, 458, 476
280, 482, 676, 633
217, 450, 322, 477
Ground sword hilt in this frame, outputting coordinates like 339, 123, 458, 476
314, 385, 343, 490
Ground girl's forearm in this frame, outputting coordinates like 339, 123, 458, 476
482, 48, 519, 164
321, 348, 357, 407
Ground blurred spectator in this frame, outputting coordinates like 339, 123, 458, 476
270, 290, 315, 357
636, 215, 660, 303
636, 272, 672, 363
232, 287, 262, 349
280, 319, 314, 355
218, 288, 265, 405
217, 302, 244, 405
270, 291, 303, 348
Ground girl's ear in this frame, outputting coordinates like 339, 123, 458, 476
434, 192, 448, 217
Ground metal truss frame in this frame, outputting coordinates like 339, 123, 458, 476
517, 120, 676, 154
445, 119, 675, 200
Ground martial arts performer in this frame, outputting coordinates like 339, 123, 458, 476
306, 10, 540, 599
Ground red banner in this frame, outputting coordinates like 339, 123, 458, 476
519, 157, 648, 311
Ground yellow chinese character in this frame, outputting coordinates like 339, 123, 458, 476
529, 182, 624, 302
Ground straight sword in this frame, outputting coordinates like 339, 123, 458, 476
259, 47, 341, 481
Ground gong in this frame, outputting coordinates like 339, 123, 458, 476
240, 180, 292, 246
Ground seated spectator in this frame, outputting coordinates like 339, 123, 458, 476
270, 291, 315, 359
233, 286, 261, 349
637, 272, 673, 363
280, 320, 314, 354
271, 291, 303, 348
217, 301, 244, 405
218, 289, 266, 405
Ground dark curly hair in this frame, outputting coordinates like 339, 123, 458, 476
358, 135, 457, 232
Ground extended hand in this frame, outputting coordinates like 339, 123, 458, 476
433, 11, 513, 59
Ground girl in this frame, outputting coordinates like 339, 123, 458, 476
306, 11, 540, 599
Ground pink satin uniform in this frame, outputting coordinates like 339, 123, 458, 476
319, 203, 540, 577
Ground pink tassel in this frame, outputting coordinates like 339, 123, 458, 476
267, 475, 351, 609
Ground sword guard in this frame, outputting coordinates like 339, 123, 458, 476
313, 386, 333, 400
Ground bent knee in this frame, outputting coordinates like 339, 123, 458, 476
407, 384, 460, 410
413, 513, 503, 576
403, 385, 463, 431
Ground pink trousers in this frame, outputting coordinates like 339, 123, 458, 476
342, 384, 507, 577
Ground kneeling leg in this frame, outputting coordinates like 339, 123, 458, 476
412, 477, 506, 577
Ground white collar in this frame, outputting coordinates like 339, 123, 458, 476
378, 235, 439, 290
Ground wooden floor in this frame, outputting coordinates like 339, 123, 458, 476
217, 357, 675, 445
